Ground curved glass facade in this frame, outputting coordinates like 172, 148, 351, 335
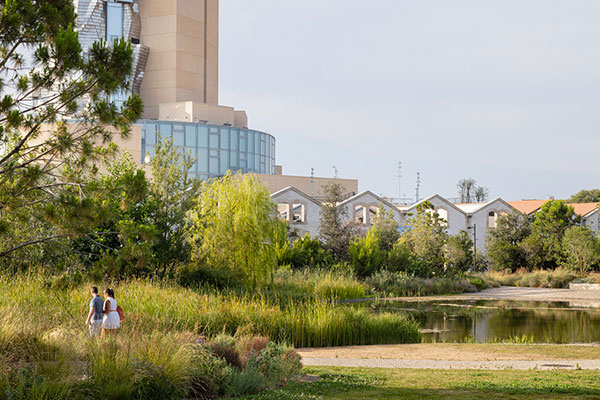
139, 120, 276, 179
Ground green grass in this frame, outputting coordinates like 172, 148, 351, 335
272, 268, 368, 301
233, 366, 600, 400
0, 273, 420, 348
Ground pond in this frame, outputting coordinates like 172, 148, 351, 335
369, 299, 600, 344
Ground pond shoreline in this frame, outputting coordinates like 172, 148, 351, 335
381, 286, 600, 306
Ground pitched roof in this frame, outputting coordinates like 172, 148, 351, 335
508, 199, 599, 217
454, 202, 488, 213
270, 186, 322, 206
569, 203, 599, 217
400, 194, 467, 215
507, 200, 548, 215
453, 198, 519, 215
337, 190, 398, 211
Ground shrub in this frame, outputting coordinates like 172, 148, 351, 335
247, 341, 302, 387
367, 270, 478, 297
348, 230, 383, 278
208, 335, 243, 370
225, 365, 267, 397
387, 240, 430, 277
479, 268, 577, 288
278, 234, 334, 270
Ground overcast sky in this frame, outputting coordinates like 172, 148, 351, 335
219, 1, 600, 202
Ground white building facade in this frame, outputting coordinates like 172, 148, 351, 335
271, 187, 522, 253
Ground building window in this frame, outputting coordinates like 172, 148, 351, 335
488, 211, 498, 229
278, 204, 290, 221
437, 208, 449, 227
292, 203, 306, 223
106, 3, 123, 42
354, 205, 367, 225
368, 206, 380, 224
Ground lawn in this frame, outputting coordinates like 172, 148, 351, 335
234, 366, 600, 400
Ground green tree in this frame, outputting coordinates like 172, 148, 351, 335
187, 172, 279, 287
562, 226, 600, 278
148, 136, 200, 276
318, 181, 355, 261
402, 201, 448, 276
0, 0, 142, 261
568, 189, 600, 204
348, 229, 383, 278
371, 207, 400, 253
387, 238, 429, 277
445, 231, 473, 275
486, 212, 531, 272
277, 233, 333, 270
70, 153, 156, 277
523, 200, 578, 269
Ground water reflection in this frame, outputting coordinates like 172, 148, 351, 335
371, 300, 600, 343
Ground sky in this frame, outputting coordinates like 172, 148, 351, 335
219, 1, 600, 202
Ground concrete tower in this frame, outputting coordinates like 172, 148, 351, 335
139, 0, 248, 128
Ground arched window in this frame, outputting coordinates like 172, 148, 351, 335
437, 208, 448, 227
488, 211, 499, 228
354, 205, 367, 224
292, 203, 305, 223
368, 205, 380, 224
278, 204, 290, 221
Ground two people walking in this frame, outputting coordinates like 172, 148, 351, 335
84, 286, 121, 337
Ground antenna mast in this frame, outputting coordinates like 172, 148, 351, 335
397, 161, 402, 204
415, 172, 421, 203
310, 168, 315, 196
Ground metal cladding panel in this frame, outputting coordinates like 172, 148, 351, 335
72, 0, 146, 96
73, 0, 105, 51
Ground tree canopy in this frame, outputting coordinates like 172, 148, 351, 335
567, 189, 600, 204
187, 172, 280, 287
0, 0, 142, 262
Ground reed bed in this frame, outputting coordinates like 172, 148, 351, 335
0, 274, 420, 348
366, 270, 479, 297
271, 268, 368, 301
479, 268, 576, 289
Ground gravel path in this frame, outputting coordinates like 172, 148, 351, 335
301, 357, 600, 370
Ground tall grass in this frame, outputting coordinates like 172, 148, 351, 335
0, 273, 420, 348
367, 270, 479, 297
0, 272, 419, 399
271, 268, 368, 301
479, 268, 576, 288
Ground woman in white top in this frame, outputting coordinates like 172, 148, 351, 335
102, 288, 120, 335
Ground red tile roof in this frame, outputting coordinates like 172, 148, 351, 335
507, 199, 599, 217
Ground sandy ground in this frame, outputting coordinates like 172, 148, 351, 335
300, 357, 600, 370
298, 287, 600, 370
384, 286, 600, 305
296, 343, 600, 362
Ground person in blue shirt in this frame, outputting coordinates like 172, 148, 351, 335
84, 286, 104, 337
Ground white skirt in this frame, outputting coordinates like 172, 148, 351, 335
103, 311, 121, 329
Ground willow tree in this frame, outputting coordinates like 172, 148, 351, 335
0, 0, 142, 262
187, 172, 279, 287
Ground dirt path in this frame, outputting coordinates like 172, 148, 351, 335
297, 343, 600, 370
384, 286, 600, 305
300, 357, 600, 370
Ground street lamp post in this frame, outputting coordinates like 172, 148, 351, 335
468, 224, 477, 270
